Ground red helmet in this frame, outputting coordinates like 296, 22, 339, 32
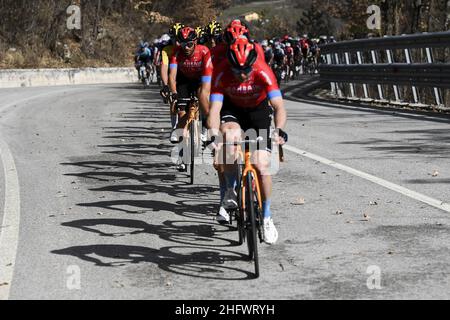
224, 19, 250, 44
227, 37, 257, 70
177, 27, 197, 43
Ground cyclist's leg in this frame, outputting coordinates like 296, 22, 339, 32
245, 100, 278, 244
216, 102, 244, 222
170, 76, 190, 146
174, 75, 194, 131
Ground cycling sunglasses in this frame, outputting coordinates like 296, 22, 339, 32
180, 41, 195, 49
231, 66, 253, 75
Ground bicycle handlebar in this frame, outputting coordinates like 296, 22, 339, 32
219, 138, 285, 163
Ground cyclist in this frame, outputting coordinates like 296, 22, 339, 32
206, 20, 223, 49
159, 24, 184, 138
223, 19, 266, 64
168, 26, 213, 171
318, 35, 328, 46
134, 41, 152, 81
210, 19, 270, 218
293, 38, 303, 77
261, 40, 274, 66
272, 43, 286, 84
309, 38, 319, 72
196, 26, 208, 45
284, 42, 294, 80
207, 37, 288, 245
299, 34, 310, 61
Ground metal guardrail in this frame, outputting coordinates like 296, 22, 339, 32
320, 64, 450, 88
320, 31, 450, 54
319, 31, 450, 109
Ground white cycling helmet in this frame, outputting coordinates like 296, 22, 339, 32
286, 42, 291, 47
261, 40, 269, 47
160, 34, 171, 43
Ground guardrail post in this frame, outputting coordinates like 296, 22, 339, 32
326, 53, 337, 97
404, 48, 420, 104
344, 52, 356, 99
356, 51, 370, 100
386, 49, 401, 102
371, 50, 385, 101
425, 47, 443, 106
333, 53, 344, 98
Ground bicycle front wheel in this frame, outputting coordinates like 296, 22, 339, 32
236, 165, 244, 245
245, 173, 259, 278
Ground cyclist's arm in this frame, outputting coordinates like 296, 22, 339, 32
161, 64, 169, 86
154, 49, 160, 65
168, 56, 178, 94
161, 49, 170, 86
199, 52, 213, 117
270, 95, 286, 130
199, 82, 211, 117
208, 98, 223, 136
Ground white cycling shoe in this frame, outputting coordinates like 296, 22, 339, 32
176, 158, 186, 172
170, 130, 180, 144
263, 218, 279, 245
217, 207, 230, 225
201, 127, 208, 143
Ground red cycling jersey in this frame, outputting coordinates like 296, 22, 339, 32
210, 58, 282, 109
300, 39, 310, 49
211, 42, 267, 67
285, 46, 294, 57
210, 43, 228, 66
170, 44, 213, 82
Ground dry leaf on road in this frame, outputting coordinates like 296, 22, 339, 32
291, 198, 305, 205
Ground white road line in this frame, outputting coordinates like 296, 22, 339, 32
284, 145, 450, 213
0, 138, 20, 300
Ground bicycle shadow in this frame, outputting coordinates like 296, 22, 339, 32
61, 218, 238, 248
52, 244, 253, 280
56, 84, 254, 281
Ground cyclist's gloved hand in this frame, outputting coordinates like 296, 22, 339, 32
206, 134, 221, 151
160, 85, 170, 98
275, 128, 288, 145
169, 92, 178, 105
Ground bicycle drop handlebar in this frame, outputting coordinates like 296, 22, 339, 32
220, 137, 285, 162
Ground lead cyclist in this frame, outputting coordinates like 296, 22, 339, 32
208, 37, 288, 245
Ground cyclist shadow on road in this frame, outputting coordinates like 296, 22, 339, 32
56, 84, 256, 280
76, 198, 220, 222
52, 243, 254, 281
61, 218, 237, 248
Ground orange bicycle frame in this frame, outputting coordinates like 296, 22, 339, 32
238, 146, 263, 211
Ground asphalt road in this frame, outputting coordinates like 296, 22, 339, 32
0, 80, 448, 300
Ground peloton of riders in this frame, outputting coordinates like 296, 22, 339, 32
134, 20, 337, 244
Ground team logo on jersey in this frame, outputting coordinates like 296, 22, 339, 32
228, 84, 262, 95
182, 61, 203, 69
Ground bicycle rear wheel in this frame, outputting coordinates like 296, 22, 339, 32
245, 172, 259, 278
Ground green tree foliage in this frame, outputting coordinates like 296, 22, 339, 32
296, 0, 333, 37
